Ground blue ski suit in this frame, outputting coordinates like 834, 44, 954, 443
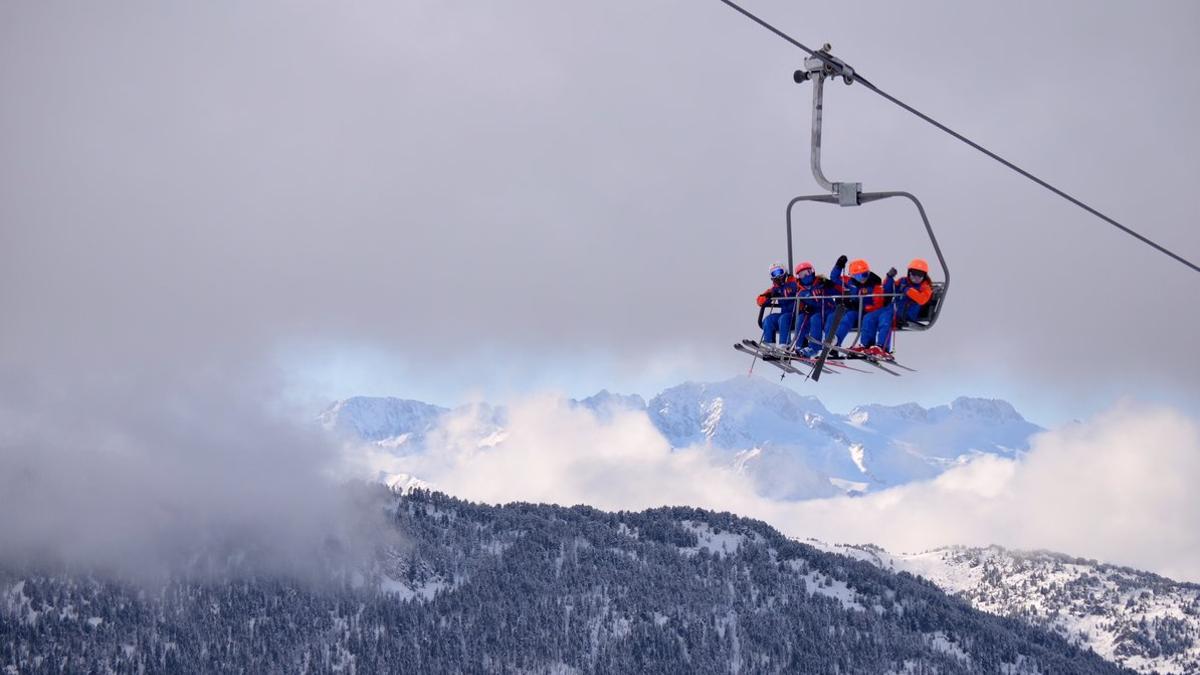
758, 278, 800, 345
794, 274, 838, 350
833, 268, 892, 347
879, 275, 934, 349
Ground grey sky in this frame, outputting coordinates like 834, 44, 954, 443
2, 0, 1198, 422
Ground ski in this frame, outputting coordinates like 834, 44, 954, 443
811, 356, 871, 374
744, 338, 820, 369
737, 342, 819, 376
821, 343, 916, 374
734, 343, 817, 377
750, 339, 872, 374
816, 343, 903, 377
738, 341, 842, 377
810, 305, 845, 381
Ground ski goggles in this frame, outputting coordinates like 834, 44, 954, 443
770, 268, 787, 279
907, 269, 927, 279
853, 272, 869, 282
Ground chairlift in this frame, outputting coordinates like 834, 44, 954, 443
737, 47, 951, 381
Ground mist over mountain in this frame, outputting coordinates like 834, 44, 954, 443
321, 376, 1043, 499
0, 488, 1130, 675
4, 378, 1195, 673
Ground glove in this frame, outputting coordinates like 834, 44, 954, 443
835, 255, 848, 268
886, 267, 897, 278
756, 295, 769, 307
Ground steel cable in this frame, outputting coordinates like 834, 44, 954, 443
716, 0, 1199, 274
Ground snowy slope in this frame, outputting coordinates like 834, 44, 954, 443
648, 378, 1042, 494
0, 490, 1131, 675
816, 542, 1200, 675
318, 396, 447, 446
321, 377, 1043, 499
572, 389, 647, 420
319, 397, 506, 450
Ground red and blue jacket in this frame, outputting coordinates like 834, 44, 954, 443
757, 277, 800, 313
893, 276, 934, 307
796, 275, 838, 314
835, 263, 892, 314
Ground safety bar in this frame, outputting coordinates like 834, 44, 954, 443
784, 192, 950, 330
757, 282, 947, 333
762, 292, 923, 301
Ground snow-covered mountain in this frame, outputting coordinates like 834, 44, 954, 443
320, 376, 1043, 499
0, 489, 1130, 675
320, 397, 507, 453
310, 383, 1198, 674
818, 542, 1200, 675
648, 378, 1040, 497
318, 396, 447, 446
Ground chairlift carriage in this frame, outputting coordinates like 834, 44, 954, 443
736, 47, 951, 381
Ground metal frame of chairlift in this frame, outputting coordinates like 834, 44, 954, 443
778, 48, 951, 334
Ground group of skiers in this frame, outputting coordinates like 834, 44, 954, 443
755, 255, 935, 360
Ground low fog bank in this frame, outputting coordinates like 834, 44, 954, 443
354, 396, 1200, 582
0, 363, 400, 583
783, 404, 1200, 582
3, 357, 1194, 584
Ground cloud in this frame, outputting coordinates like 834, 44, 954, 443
2, 1, 1198, 419
784, 403, 1200, 581
0, 364, 394, 581
5, 363, 1195, 584
357, 398, 1200, 582
363, 396, 770, 513
2, 0, 1194, 586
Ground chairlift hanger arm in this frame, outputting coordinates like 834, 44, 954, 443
794, 48, 861, 206
714, 0, 1200, 275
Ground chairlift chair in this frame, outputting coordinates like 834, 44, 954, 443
741, 48, 951, 380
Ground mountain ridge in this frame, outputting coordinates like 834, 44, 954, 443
815, 542, 1200, 674
321, 376, 1044, 499
0, 488, 1132, 674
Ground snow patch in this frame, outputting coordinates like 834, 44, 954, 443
374, 433, 411, 449
828, 477, 869, 494
925, 631, 969, 663
701, 397, 725, 441
379, 472, 430, 494
478, 429, 509, 448
679, 521, 748, 559
848, 443, 868, 474
379, 576, 448, 602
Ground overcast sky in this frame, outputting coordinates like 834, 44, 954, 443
3, 0, 1198, 423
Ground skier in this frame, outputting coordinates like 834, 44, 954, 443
832, 257, 893, 356
756, 263, 799, 347
878, 258, 935, 351
792, 260, 838, 357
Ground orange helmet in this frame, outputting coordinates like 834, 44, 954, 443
794, 261, 814, 276
848, 259, 869, 276
908, 258, 930, 274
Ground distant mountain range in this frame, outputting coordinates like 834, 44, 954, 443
319, 376, 1043, 499
307, 380, 1200, 673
